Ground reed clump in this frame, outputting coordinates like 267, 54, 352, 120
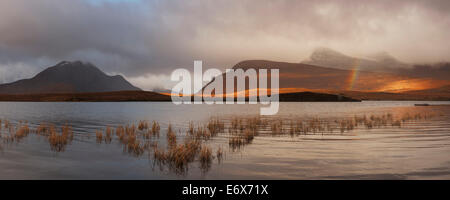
151, 121, 160, 137
116, 125, 125, 140
14, 123, 30, 142
4, 119, 9, 129
36, 123, 51, 135
270, 121, 283, 135
188, 121, 194, 136
153, 138, 201, 174
96, 130, 103, 144
207, 118, 224, 137
104, 126, 112, 144
153, 146, 167, 165
126, 134, 144, 156
167, 124, 177, 148
216, 147, 223, 163
115, 124, 145, 156
229, 136, 244, 150
191, 126, 211, 141
48, 125, 73, 152
199, 145, 212, 172
138, 120, 149, 131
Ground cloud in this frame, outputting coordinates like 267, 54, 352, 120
126, 73, 174, 91
0, 0, 449, 88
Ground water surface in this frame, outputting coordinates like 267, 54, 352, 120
0, 101, 449, 179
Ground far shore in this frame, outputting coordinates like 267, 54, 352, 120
0, 90, 448, 102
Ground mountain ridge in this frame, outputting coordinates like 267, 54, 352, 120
302, 47, 408, 72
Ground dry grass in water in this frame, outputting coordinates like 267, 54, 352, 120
207, 118, 224, 137
48, 125, 74, 152
4, 119, 9, 129
138, 120, 149, 131
151, 121, 160, 137
104, 126, 112, 143
216, 147, 223, 164
115, 124, 145, 156
167, 124, 177, 148
199, 145, 212, 172
153, 138, 202, 174
14, 123, 30, 142
96, 130, 103, 144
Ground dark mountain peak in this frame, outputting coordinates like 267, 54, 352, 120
33, 60, 108, 82
0, 61, 141, 94
43, 60, 101, 72
55, 60, 93, 68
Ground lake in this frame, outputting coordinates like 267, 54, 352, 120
0, 101, 449, 179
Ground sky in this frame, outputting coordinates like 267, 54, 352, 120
0, 0, 449, 90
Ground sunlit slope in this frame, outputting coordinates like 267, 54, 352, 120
207, 60, 449, 93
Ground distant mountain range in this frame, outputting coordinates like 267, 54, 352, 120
0, 61, 141, 94
211, 59, 448, 92
202, 56, 450, 101
302, 48, 450, 81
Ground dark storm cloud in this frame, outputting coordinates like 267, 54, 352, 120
0, 0, 449, 89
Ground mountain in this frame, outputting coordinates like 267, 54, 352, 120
0, 61, 141, 94
202, 59, 449, 99
302, 47, 408, 72
230, 60, 443, 91
392, 62, 450, 80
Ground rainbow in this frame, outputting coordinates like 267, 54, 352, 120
347, 59, 361, 91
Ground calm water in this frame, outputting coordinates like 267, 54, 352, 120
0, 101, 449, 179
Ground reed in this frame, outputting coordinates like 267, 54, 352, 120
126, 124, 136, 136
116, 125, 126, 142
229, 136, 243, 150
104, 126, 112, 143
96, 130, 103, 144
138, 120, 149, 131
126, 135, 144, 156
153, 146, 167, 165
188, 121, 194, 136
48, 125, 73, 152
4, 119, 9, 129
207, 118, 224, 136
151, 121, 160, 137
62, 125, 73, 139
199, 145, 212, 172
192, 126, 211, 141
36, 123, 51, 135
216, 147, 223, 163
270, 121, 283, 135
153, 138, 201, 174
113, 124, 145, 155
14, 123, 30, 142
243, 128, 255, 143
167, 124, 177, 148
